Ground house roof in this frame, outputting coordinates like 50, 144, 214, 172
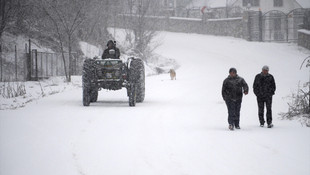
295, 0, 310, 8
187, 0, 236, 8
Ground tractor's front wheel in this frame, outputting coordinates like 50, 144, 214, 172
128, 84, 136, 107
90, 90, 98, 102
83, 88, 91, 106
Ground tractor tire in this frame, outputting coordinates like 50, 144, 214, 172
129, 59, 145, 103
83, 88, 91, 106
128, 84, 136, 107
82, 59, 96, 106
90, 91, 98, 102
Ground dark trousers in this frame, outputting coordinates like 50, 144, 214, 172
257, 96, 273, 125
225, 99, 242, 126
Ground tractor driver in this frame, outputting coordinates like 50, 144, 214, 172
102, 40, 120, 59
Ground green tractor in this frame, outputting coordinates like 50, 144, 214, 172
82, 57, 145, 107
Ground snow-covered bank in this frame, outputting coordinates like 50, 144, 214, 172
0, 77, 81, 110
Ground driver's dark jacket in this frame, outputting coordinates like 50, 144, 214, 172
222, 75, 249, 101
102, 47, 120, 59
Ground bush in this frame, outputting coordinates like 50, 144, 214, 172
0, 82, 26, 98
280, 82, 310, 127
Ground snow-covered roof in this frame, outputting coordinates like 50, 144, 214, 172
187, 0, 236, 8
295, 0, 310, 8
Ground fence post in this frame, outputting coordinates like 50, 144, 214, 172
26, 39, 31, 81
40, 52, 43, 78
56, 53, 58, 76
15, 45, 17, 81
51, 53, 54, 76
0, 44, 2, 82
75, 55, 78, 75
46, 53, 48, 77
24, 44, 27, 81
34, 49, 38, 81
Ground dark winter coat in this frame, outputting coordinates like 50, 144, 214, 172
222, 75, 249, 101
102, 47, 120, 59
253, 73, 276, 98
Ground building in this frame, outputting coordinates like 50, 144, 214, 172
232, 0, 310, 13
233, 0, 310, 42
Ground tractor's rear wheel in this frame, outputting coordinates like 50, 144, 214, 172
129, 59, 145, 103
82, 59, 96, 106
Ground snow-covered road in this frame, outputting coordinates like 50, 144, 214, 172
1, 32, 310, 175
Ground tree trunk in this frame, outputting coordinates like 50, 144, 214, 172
59, 41, 69, 82
68, 35, 72, 82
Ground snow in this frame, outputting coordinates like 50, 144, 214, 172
0, 77, 81, 110
1, 31, 310, 175
298, 29, 310, 35
169, 17, 202, 21
79, 41, 102, 59
207, 17, 243, 21
188, 0, 229, 8
296, 0, 310, 8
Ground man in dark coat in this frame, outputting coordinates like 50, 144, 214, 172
102, 40, 120, 59
253, 65, 276, 128
222, 68, 249, 130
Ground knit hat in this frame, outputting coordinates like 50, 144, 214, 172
229, 67, 237, 73
262, 65, 269, 71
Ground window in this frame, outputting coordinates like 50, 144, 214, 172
274, 0, 283, 7
243, 0, 260, 7
253, 0, 260, 6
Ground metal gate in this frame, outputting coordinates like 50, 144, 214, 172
262, 8, 309, 42
262, 10, 287, 42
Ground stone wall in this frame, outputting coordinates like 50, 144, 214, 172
298, 29, 310, 50
203, 17, 243, 38
114, 15, 243, 38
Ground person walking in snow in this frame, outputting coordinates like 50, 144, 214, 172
222, 68, 249, 130
253, 65, 276, 128
102, 40, 120, 59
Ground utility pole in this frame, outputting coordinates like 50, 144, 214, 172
174, 0, 177, 16
226, 0, 228, 18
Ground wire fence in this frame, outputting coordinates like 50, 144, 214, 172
30, 50, 82, 80
0, 42, 83, 82
0, 45, 27, 82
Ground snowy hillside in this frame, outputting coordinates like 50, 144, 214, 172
0, 31, 309, 175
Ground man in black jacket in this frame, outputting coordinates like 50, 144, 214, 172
222, 68, 249, 130
253, 65, 276, 128
102, 40, 120, 59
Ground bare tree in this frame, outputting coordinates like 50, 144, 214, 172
79, 0, 116, 46
123, 0, 161, 61
38, 0, 87, 82
0, 0, 16, 40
